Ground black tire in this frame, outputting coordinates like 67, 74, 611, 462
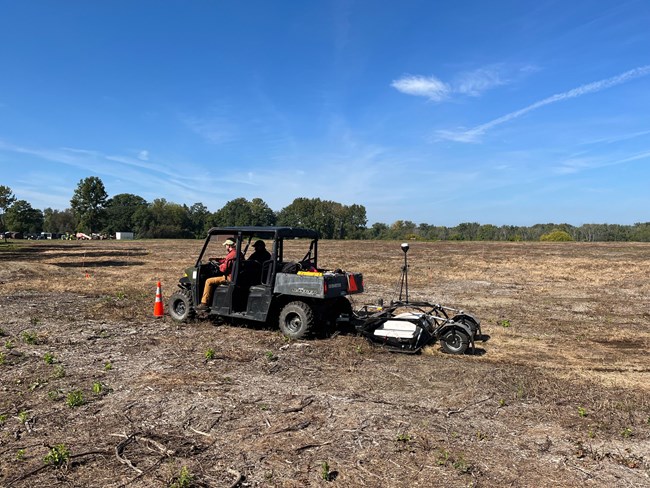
325, 297, 354, 334
279, 301, 315, 339
453, 314, 480, 335
168, 289, 195, 322
333, 297, 353, 317
440, 329, 469, 354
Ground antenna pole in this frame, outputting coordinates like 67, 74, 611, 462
398, 243, 409, 303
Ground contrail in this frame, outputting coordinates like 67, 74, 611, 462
437, 65, 650, 142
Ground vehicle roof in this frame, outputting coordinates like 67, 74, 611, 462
206, 226, 319, 240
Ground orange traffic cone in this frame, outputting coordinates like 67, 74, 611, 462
153, 281, 164, 317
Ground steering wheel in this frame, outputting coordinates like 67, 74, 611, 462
207, 259, 223, 275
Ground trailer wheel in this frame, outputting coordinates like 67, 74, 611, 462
279, 301, 315, 339
168, 289, 195, 322
440, 329, 469, 354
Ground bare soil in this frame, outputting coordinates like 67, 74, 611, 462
0, 239, 648, 487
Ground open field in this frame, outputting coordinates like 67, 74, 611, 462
0, 239, 649, 487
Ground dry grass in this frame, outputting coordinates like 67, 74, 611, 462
0, 239, 648, 487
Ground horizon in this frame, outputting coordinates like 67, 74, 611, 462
1, 1, 649, 227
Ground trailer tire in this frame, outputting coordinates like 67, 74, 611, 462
168, 289, 195, 322
279, 301, 315, 339
440, 329, 469, 354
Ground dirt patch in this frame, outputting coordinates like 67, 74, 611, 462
0, 240, 649, 487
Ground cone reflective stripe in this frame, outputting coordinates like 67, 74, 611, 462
153, 281, 164, 317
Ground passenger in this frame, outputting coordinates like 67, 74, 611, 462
247, 239, 271, 264
197, 238, 240, 310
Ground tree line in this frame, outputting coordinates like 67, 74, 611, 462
1, 178, 649, 241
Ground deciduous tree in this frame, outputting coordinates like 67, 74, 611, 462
0, 185, 17, 240
5, 200, 43, 234
70, 177, 108, 234
43, 208, 76, 234
103, 193, 148, 235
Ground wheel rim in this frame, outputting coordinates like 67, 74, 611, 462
174, 300, 186, 316
446, 332, 463, 351
284, 312, 302, 333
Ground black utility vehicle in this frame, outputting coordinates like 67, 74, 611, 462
168, 226, 364, 339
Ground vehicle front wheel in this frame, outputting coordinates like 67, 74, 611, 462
279, 301, 315, 340
440, 329, 469, 354
168, 289, 195, 322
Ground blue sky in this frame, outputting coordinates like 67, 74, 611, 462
1, 1, 649, 226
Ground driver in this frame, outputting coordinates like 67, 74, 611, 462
197, 238, 241, 310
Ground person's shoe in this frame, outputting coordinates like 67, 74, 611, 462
196, 303, 209, 311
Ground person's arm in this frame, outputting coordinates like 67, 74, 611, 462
219, 249, 236, 274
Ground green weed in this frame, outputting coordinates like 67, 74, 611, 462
92, 382, 103, 395
621, 427, 633, 438
43, 352, 55, 364
265, 351, 276, 361
170, 465, 193, 488
15, 449, 26, 461
204, 348, 216, 360
498, 319, 511, 328
0, 352, 5, 365
66, 390, 84, 408
396, 433, 411, 443
52, 365, 66, 378
18, 410, 29, 424
437, 449, 450, 466
577, 406, 588, 417
104, 361, 113, 370
44, 444, 70, 466
453, 454, 472, 474
320, 461, 331, 481
48, 390, 62, 401
0, 414, 6, 425
22, 331, 38, 344
5, 340, 14, 349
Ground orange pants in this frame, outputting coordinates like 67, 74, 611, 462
201, 276, 228, 305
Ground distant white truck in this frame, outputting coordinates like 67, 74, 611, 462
116, 232, 134, 240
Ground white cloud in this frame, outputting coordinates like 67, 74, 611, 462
437, 64, 650, 143
454, 66, 506, 96
138, 150, 149, 161
552, 149, 650, 175
391, 75, 451, 101
392, 64, 534, 102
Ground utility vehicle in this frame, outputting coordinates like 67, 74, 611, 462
168, 226, 364, 339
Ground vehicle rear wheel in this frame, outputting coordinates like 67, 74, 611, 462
279, 301, 315, 339
168, 289, 195, 322
440, 329, 469, 354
